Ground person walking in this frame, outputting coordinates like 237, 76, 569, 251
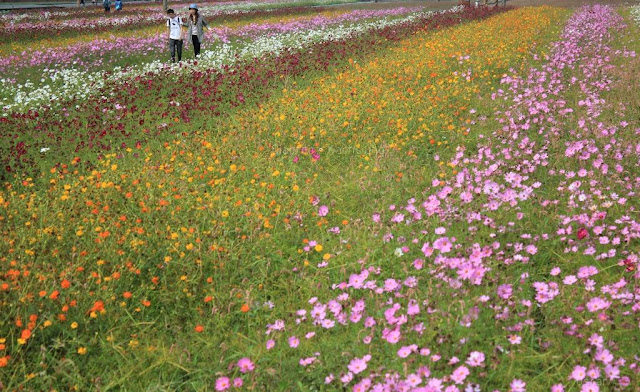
115, 0, 123, 11
186, 4, 207, 58
166, 9, 184, 63
102, 0, 110, 13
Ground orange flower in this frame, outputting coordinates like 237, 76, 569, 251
0, 356, 9, 368
20, 329, 31, 341
194, 325, 204, 333
141, 300, 151, 307
49, 290, 60, 300
123, 291, 132, 299
204, 296, 214, 303
89, 300, 104, 313
61, 279, 70, 289
240, 304, 250, 313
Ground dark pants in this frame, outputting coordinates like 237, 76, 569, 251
191, 35, 201, 57
169, 39, 183, 63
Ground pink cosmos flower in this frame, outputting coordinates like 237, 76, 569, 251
497, 284, 513, 300
405, 373, 422, 387
585, 297, 610, 312
466, 351, 485, 367
384, 328, 401, 344
421, 243, 434, 257
510, 379, 526, 392
450, 366, 469, 384
347, 357, 367, 374
397, 346, 412, 358
233, 378, 243, 388
318, 205, 329, 217
215, 376, 230, 391
587, 367, 600, 379
551, 384, 565, 392
570, 365, 586, 381
433, 237, 452, 253
266, 340, 275, 350
603, 364, 619, 379
288, 336, 300, 348
299, 357, 317, 366
237, 357, 254, 373
580, 382, 599, 392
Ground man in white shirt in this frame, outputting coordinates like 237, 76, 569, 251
166, 9, 184, 63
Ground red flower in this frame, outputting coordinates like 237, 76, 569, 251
622, 259, 635, 272
576, 227, 588, 240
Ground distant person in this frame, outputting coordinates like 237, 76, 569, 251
80, 0, 85, 6
186, 4, 207, 58
115, 0, 122, 11
103, 0, 110, 12
166, 9, 184, 63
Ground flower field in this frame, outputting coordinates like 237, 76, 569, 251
1, 1, 639, 391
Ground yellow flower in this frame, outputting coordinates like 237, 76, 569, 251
77, 347, 87, 355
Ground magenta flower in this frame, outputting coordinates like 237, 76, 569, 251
266, 339, 275, 350
318, 205, 329, 217
510, 379, 526, 392
580, 382, 599, 392
577, 227, 588, 239
450, 366, 469, 384
397, 346, 412, 358
570, 365, 587, 381
347, 357, 367, 374
466, 351, 485, 367
497, 284, 513, 300
215, 376, 230, 391
236, 357, 254, 373
288, 336, 299, 348
433, 237, 452, 253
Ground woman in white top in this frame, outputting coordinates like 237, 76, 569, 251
186, 4, 207, 58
